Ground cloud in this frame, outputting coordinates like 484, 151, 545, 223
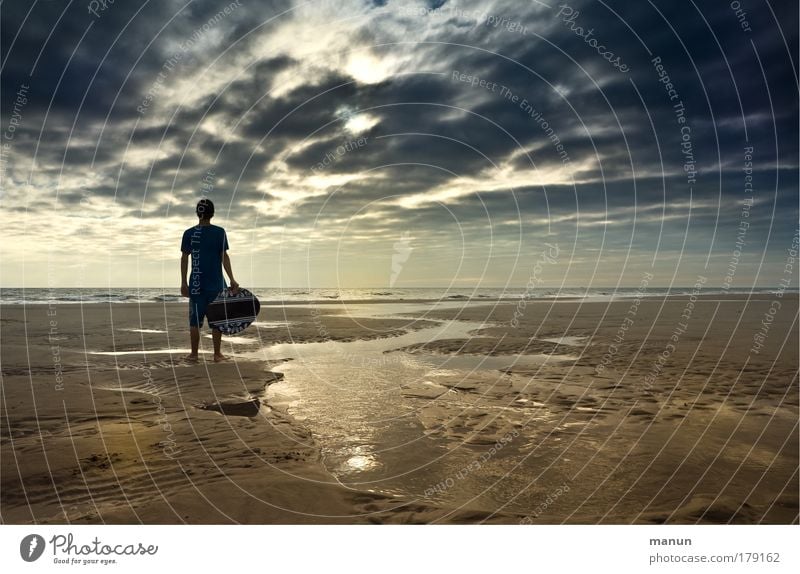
1, 0, 796, 287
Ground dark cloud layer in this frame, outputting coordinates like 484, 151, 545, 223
1, 0, 796, 286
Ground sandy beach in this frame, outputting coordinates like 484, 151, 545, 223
1, 295, 797, 524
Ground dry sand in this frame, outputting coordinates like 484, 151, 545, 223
1, 295, 797, 524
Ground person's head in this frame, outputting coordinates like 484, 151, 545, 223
196, 198, 214, 221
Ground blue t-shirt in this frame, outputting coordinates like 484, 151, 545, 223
181, 224, 229, 295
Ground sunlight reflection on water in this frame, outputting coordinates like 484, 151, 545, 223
255, 302, 584, 515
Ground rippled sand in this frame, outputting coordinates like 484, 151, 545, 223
1, 295, 796, 523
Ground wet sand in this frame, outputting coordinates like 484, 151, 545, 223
1, 295, 797, 523
394, 294, 798, 523
0, 303, 488, 523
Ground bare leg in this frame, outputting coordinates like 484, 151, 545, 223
212, 329, 227, 362
186, 326, 200, 360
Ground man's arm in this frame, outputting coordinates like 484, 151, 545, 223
223, 252, 239, 293
180, 253, 190, 297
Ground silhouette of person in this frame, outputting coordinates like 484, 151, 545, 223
180, 198, 239, 362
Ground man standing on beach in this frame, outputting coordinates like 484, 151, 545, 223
180, 199, 239, 362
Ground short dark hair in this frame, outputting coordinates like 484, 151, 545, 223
196, 198, 214, 219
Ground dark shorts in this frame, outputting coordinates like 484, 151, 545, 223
189, 291, 219, 327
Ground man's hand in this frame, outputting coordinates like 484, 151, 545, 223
181, 283, 189, 297
223, 252, 238, 295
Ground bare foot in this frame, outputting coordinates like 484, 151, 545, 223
184, 353, 199, 362
213, 353, 229, 363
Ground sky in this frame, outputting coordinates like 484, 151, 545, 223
0, 0, 797, 289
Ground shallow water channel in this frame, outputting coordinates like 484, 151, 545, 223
246, 302, 582, 517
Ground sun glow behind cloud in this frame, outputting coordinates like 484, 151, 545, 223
344, 112, 379, 134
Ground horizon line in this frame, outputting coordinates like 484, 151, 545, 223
1, 286, 795, 290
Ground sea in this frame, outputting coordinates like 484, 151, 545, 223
0, 286, 793, 305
